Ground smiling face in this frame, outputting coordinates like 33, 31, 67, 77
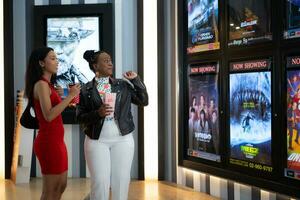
39, 50, 59, 74
94, 52, 113, 77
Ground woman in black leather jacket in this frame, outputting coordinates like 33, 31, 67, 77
76, 50, 148, 200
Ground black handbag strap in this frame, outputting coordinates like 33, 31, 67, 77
27, 92, 35, 112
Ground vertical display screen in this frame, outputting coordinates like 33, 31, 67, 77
228, 0, 272, 46
187, 63, 220, 162
229, 59, 273, 172
187, 0, 220, 53
284, 0, 300, 39
47, 17, 100, 88
285, 56, 300, 180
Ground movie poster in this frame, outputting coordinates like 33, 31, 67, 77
187, 63, 220, 162
187, 0, 219, 53
285, 56, 300, 180
228, 0, 272, 46
229, 59, 273, 172
47, 17, 100, 88
284, 0, 300, 39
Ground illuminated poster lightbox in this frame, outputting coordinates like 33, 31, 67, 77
286, 56, 300, 180
229, 59, 272, 172
47, 17, 100, 88
187, 62, 220, 162
228, 0, 272, 46
187, 0, 220, 53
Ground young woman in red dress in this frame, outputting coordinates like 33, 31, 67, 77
25, 47, 80, 200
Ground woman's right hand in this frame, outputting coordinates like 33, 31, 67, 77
68, 84, 81, 98
54, 85, 64, 97
97, 104, 113, 117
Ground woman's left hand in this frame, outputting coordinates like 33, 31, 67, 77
123, 71, 138, 80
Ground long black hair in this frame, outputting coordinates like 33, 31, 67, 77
83, 50, 107, 73
25, 47, 54, 100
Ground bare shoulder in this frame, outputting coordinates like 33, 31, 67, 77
34, 80, 49, 90
34, 80, 51, 98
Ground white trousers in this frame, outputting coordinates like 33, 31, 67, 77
84, 120, 134, 200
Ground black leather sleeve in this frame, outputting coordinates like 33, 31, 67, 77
76, 90, 102, 125
129, 76, 149, 106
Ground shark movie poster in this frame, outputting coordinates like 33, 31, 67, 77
187, 63, 220, 162
285, 56, 300, 180
228, 0, 272, 46
284, 0, 300, 39
229, 59, 272, 172
187, 0, 219, 53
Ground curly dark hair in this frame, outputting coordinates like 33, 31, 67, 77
83, 50, 108, 73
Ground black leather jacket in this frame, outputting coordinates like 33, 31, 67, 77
76, 76, 148, 140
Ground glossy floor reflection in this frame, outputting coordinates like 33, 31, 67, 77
1, 178, 218, 200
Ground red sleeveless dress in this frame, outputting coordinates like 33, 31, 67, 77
33, 78, 68, 174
